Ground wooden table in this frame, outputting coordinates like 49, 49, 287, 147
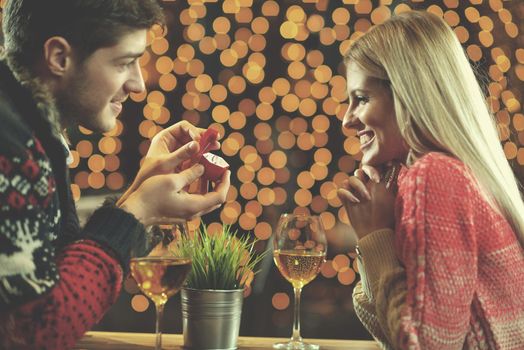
75, 331, 380, 349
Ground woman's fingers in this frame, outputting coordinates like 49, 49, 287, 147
358, 165, 381, 183
337, 176, 371, 204
355, 162, 401, 189
353, 169, 367, 181
337, 187, 361, 203
347, 176, 371, 200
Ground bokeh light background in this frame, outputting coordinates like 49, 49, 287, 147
1, 0, 522, 340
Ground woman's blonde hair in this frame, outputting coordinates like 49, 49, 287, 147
344, 10, 524, 246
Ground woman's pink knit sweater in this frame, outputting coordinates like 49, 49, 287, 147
353, 152, 524, 349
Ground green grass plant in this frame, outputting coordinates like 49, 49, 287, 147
177, 224, 267, 290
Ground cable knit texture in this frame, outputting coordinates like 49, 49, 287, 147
353, 152, 524, 350
0, 58, 147, 349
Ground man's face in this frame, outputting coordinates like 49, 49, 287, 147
56, 29, 147, 133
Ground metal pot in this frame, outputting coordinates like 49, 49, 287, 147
181, 288, 244, 350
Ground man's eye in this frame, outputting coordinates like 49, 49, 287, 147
119, 60, 136, 68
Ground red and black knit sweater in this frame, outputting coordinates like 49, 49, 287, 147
0, 60, 147, 349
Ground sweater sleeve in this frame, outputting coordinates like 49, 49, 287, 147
0, 138, 146, 349
352, 229, 400, 350
2, 241, 123, 349
353, 157, 478, 350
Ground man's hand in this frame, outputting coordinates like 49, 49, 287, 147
117, 120, 229, 225
120, 168, 230, 226
117, 121, 220, 206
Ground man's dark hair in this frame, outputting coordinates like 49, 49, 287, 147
2, 0, 165, 66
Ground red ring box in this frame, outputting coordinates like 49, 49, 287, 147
192, 128, 229, 182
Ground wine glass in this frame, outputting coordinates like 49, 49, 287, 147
130, 222, 192, 350
273, 213, 327, 350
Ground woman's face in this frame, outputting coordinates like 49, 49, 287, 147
342, 62, 409, 167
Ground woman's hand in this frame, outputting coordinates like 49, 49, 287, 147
337, 164, 399, 239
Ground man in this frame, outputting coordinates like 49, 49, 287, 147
0, 1, 230, 348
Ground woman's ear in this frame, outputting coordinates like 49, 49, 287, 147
43, 36, 73, 76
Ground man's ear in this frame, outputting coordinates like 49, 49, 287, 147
43, 36, 73, 76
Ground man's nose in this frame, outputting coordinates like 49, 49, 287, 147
126, 61, 146, 94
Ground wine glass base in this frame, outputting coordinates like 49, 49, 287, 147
273, 341, 319, 350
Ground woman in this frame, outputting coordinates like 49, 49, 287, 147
337, 11, 524, 350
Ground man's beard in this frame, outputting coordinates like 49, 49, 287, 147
54, 70, 105, 133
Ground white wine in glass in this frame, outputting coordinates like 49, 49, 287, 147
273, 213, 327, 350
130, 223, 192, 350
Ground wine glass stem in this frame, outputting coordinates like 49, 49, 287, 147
291, 287, 303, 343
155, 302, 166, 350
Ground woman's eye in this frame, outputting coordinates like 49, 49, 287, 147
356, 96, 369, 104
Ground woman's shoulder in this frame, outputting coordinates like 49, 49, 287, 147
406, 151, 468, 176
398, 152, 474, 192
413, 151, 463, 168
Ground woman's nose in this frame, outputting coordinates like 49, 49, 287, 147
342, 105, 357, 129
